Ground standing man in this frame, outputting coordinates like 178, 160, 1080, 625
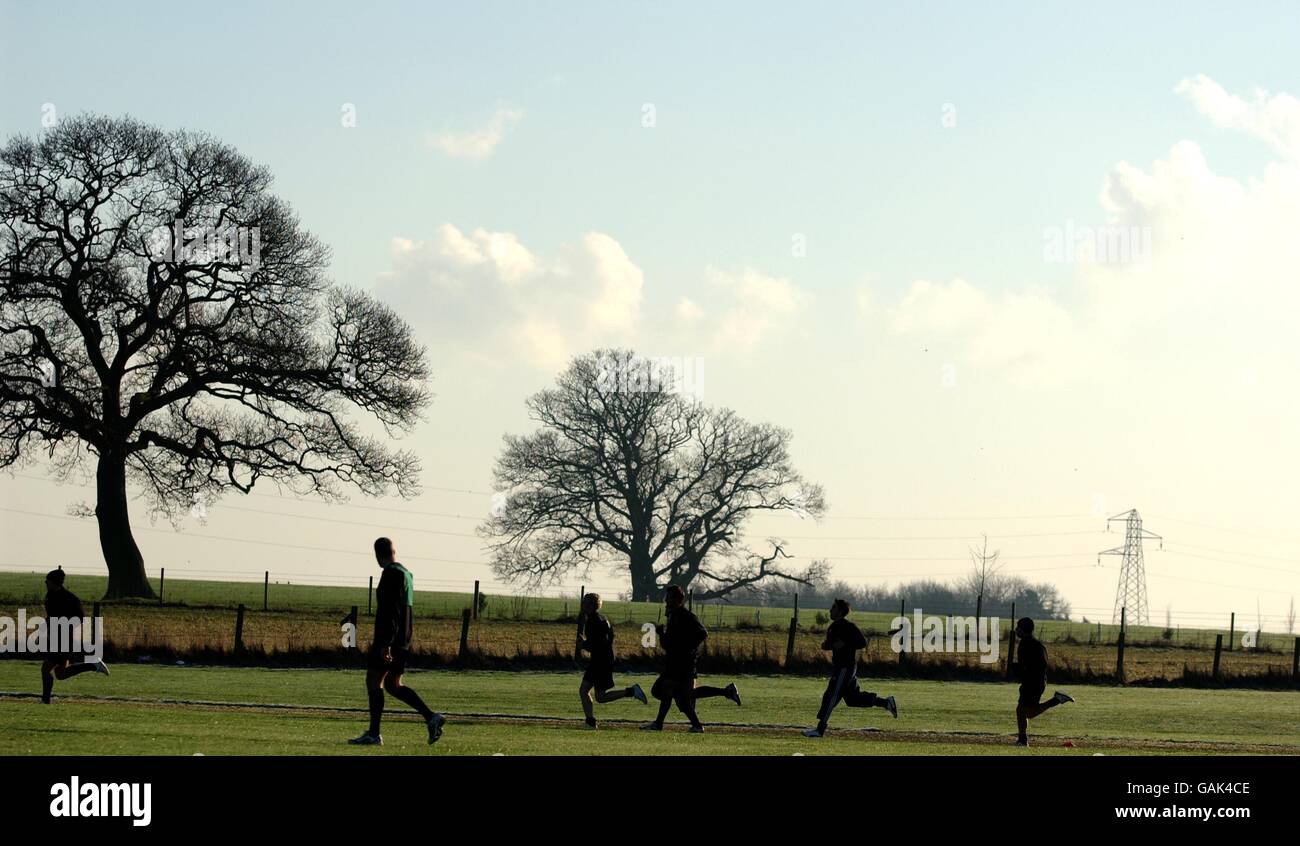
640, 585, 741, 733
348, 538, 445, 746
1010, 617, 1073, 747
40, 569, 109, 704
802, 599, 896, 737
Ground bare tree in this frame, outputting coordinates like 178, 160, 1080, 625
1286, 596, 1296, 635
480, 349, 826, 601
966, 533, 1001, 623
0, 115, 430, 597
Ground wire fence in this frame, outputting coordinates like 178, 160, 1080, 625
1, 565, 1297, 653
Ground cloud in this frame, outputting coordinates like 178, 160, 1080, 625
676, 297, 704, 323
427, 108, 523, 161
883, 278, 1090, 384
377, 225, 642, 370
1175, 74, 1300, 160
703, 267, 809, 352
873, 75, 1300, 387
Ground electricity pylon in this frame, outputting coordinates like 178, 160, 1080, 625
1099, 509, 1161, 626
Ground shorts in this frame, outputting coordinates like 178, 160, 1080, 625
650, 673, 696, 701
582, 664, 615, 692
368, 644, 409, 676
1018, 683, 1046, 707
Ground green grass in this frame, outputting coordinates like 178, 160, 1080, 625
1, 661, 1296, 755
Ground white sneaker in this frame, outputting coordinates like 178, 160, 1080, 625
802, 727, 824, 738
630, 683, 648, 704
1014, 738, 1029, 747
884, 695, 898, 719
426, 713, 445, 745
348, 732, 382, 746
688, 725, 705, 733
1053, 691, 1074, 705
640, 722, 662, 731
93, 661, 110, 676
582, 722, 598, 730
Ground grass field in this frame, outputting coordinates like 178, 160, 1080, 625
1, 662, 1296, 756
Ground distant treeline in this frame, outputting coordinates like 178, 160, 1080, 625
727, 573, 1073, 621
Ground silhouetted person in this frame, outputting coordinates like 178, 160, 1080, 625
641, 585, 740, 733
576, 593, 647, 728
1010, 617, 1073, 746
802, 599, 896, 737
348, 538, 445, 746
40, 569, 108, 704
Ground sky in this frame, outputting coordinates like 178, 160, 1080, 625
1, 1, 1299, 631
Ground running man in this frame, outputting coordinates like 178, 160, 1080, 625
40, 569, 108, 704
576, 593, 647, 728
1010, 617, 1073, 747
641, 585, 741, 733
802, 599, 896, 737
348, 538, 445, 746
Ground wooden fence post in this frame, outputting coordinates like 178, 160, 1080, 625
367, 576, 373, 616
1006, 604, 1018, 679
1228, 612, 1235, 651
785, 616, 797, 668
898, 598, 907, 664
472, 580, 480, 620
1212, 634, 1223, 681
793, 592, 799, 624
458, 608, 471, 664
158, 567, 165, 605
263, 571, 269, 611
1291, 636, 1298, 683
234, 604, 245, 653
1115, 606, 1126, 684
574, 585, 585, 662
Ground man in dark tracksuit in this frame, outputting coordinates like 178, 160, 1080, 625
577, 592, 647, 728
803, 599, 896, 737
348, 537, 445, 746
641, 585, 741, 733
1010, 617, 1073, 747
40, 568, 109, 704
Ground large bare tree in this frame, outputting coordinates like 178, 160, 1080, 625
0, 115, 430, 598
481, 349, 826, 601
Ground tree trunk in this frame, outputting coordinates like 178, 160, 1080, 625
95, 452, 154, 599
629, 549, 658, 603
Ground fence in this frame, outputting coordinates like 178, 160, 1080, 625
2, 568, 1297, 687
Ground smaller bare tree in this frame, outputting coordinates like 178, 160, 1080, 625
966, 533, 1000, 624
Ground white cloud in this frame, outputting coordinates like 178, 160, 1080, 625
874, 75, 1300, 387
427, 108, 523, 161
704, 267, 808, 352
1176, 74, 1300, 160
883, 278, 1090, 384
377, 225, 642, 371
675, 297, 704, 323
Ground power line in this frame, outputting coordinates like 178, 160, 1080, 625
0, 507, 488, 567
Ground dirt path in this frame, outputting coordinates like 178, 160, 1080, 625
3, 690, 1294, 754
